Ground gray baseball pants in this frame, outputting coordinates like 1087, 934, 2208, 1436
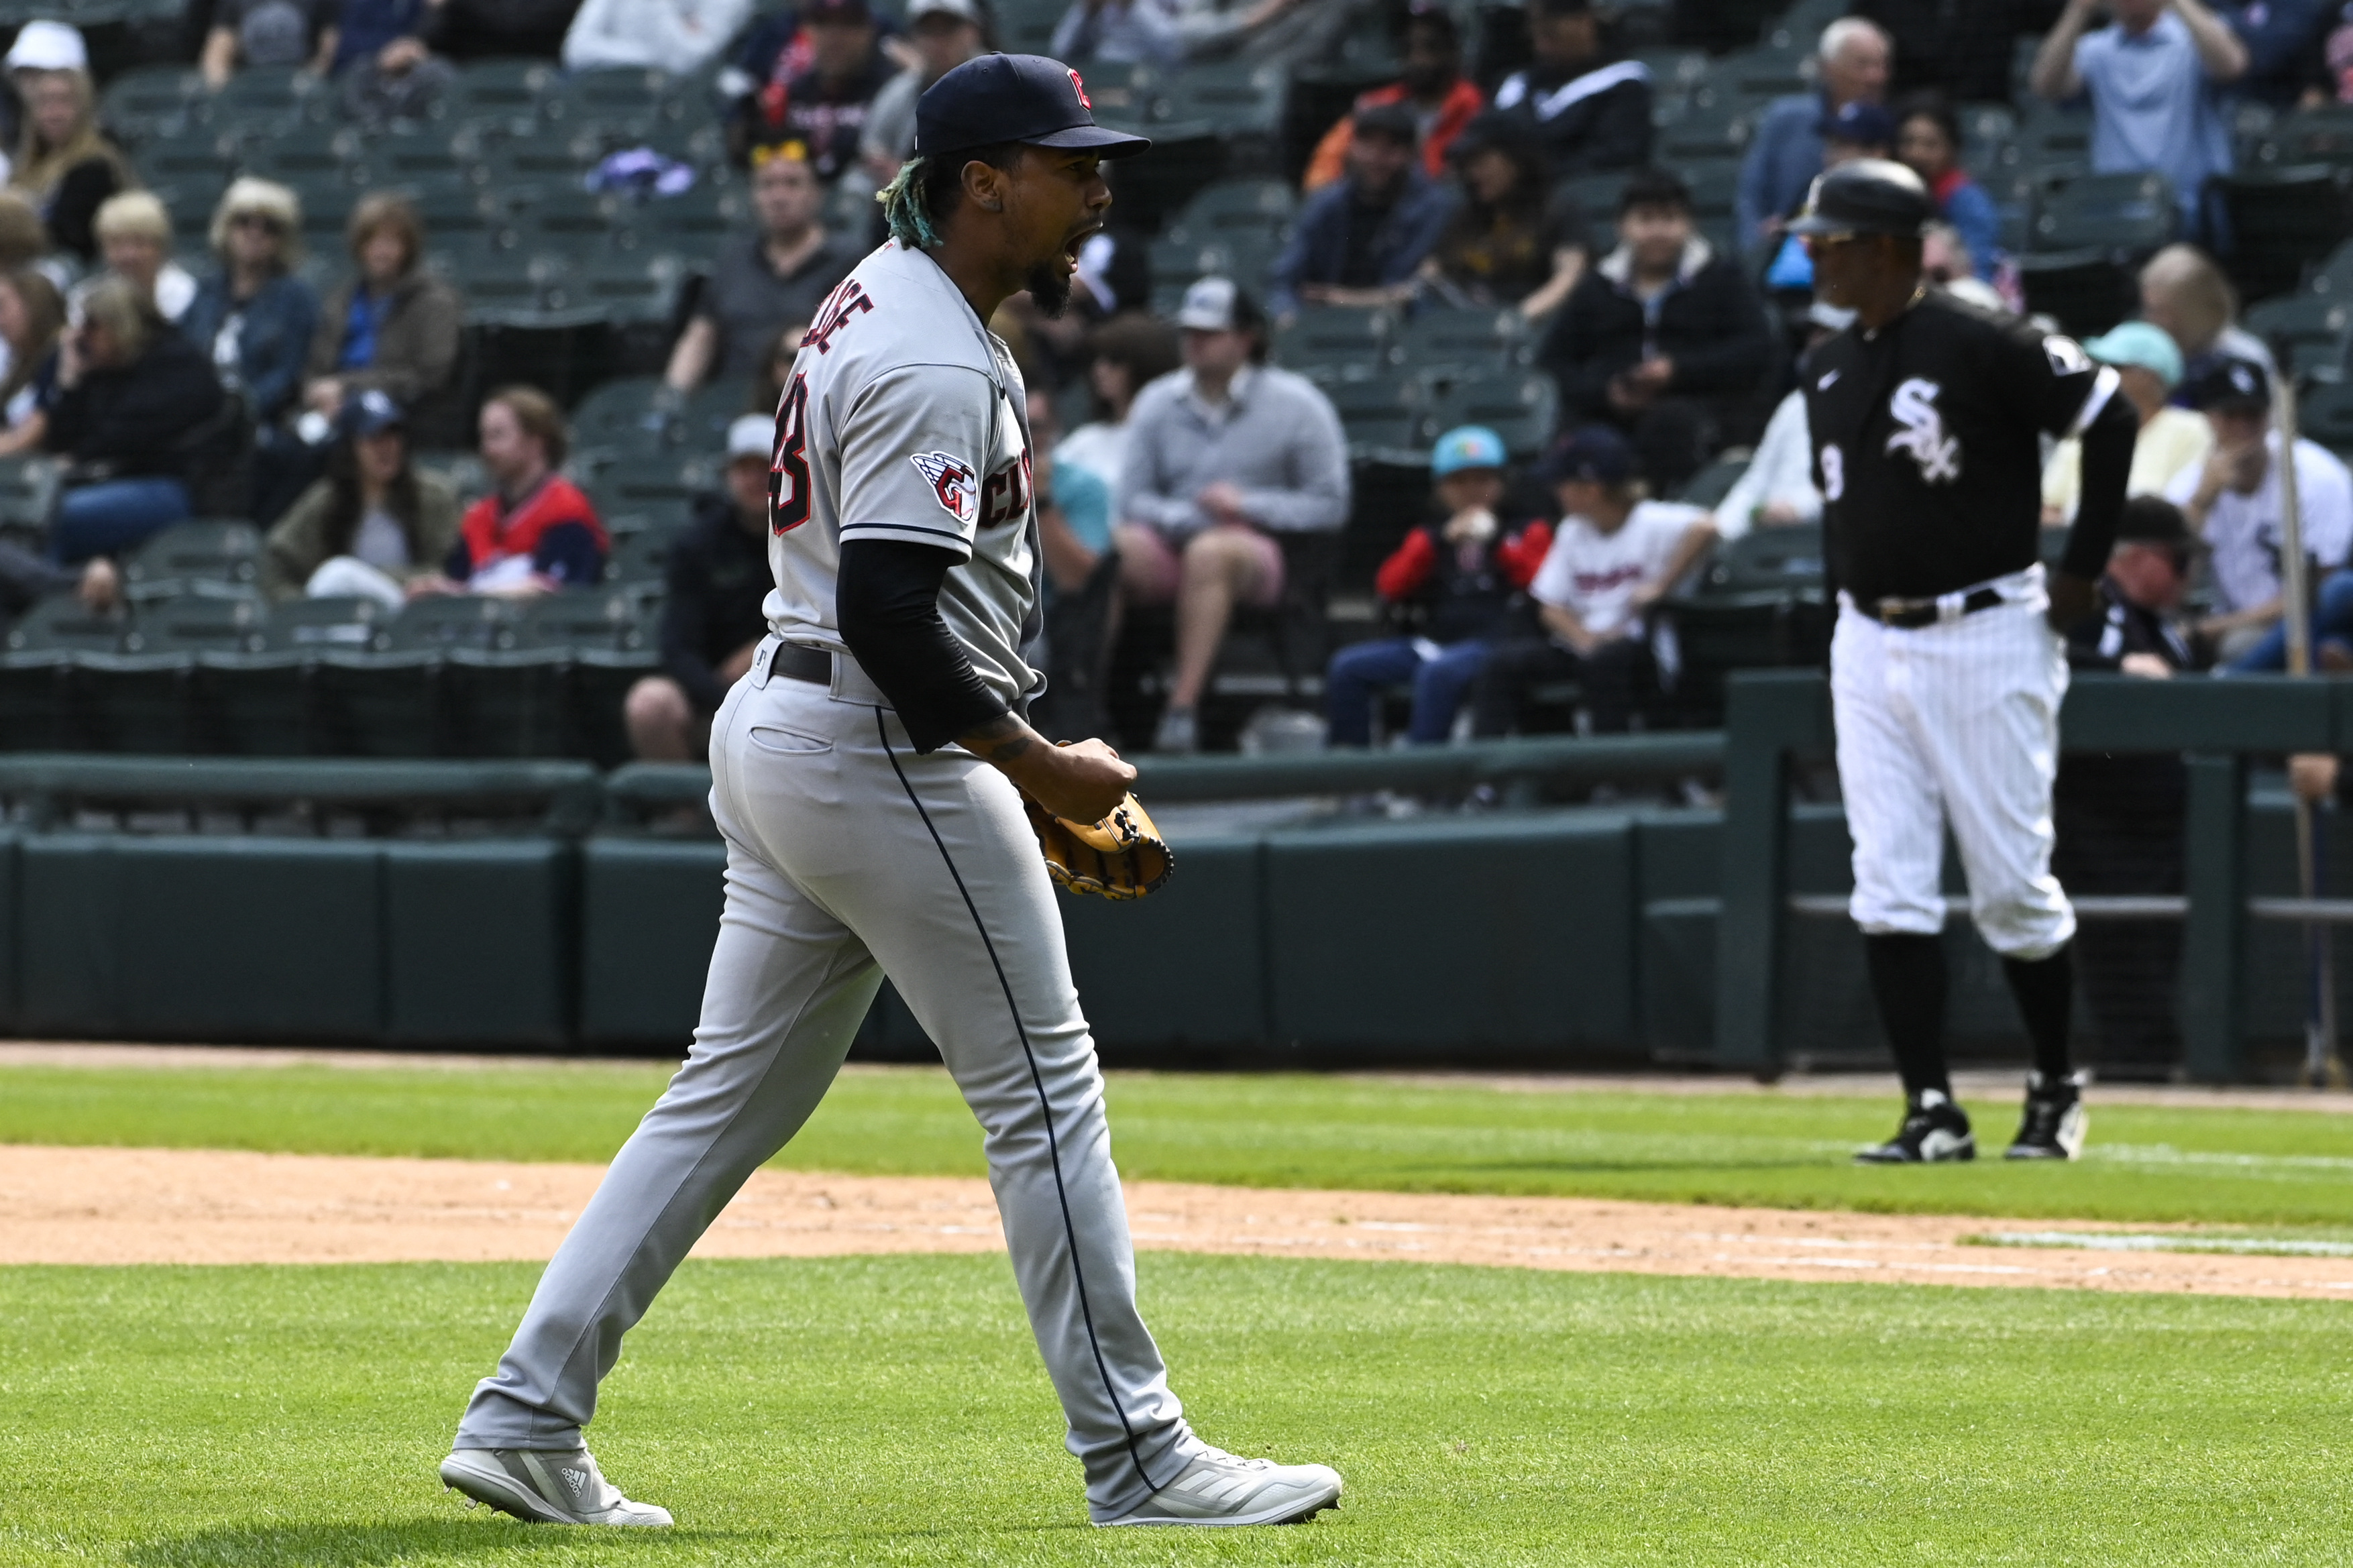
454, 638, 1199, 1521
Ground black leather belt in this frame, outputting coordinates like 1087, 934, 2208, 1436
1863, 587, 2004, 630
769, 641, 833, 683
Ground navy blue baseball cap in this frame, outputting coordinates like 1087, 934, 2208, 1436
916, 54, 1152, 162
1541, 425, 1635, 485
1816, 99, 1895, 146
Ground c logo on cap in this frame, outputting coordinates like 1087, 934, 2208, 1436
1067, 67, 1091, 109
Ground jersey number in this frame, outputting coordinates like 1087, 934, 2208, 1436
770, 374, 810, 534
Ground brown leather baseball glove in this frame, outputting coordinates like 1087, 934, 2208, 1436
1022, 792, 1174, 900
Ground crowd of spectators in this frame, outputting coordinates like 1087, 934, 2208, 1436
0, 0, 2350, 799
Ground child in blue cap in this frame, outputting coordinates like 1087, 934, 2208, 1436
1323, 424, 1553, 745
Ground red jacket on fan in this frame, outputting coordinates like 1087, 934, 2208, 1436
1303, 78, 1485, 192
1374, 517, 1551, 643
446, 475, 610, 591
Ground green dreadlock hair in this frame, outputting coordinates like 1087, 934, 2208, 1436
875, 144, 1026, 251
876, 156, 940, 249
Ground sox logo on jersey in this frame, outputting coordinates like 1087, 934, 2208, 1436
1885, 378, 1961, 483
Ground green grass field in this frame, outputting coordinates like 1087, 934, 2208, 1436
3, 1062, 2352, 1227
8, 1060, 2353, 1563
5, 1253, 2352, 1567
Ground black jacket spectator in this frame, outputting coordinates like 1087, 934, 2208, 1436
1538, 231, 1773, 487
661, 490, 774, 714
1855, 0, 2063, 103
46, 323, 225, 481
1488, 0, 1652, 178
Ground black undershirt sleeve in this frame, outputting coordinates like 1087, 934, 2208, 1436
836, 537, 1010, 754
2059, 390, 2138, 583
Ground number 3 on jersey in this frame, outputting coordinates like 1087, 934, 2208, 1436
770, 374, 811, 534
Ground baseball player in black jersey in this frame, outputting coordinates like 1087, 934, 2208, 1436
1794, 160, 2139, 1162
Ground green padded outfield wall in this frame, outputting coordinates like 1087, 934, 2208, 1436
578, 838, 727, 1047
1263, 814, 1637, 1061
386, 840, 576, 1047
1060, 834, 1268, 1056
19, 835, 383, 1042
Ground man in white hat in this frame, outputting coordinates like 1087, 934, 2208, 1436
624, 413, 781, 761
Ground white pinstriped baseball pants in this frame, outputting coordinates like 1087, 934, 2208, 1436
454, 639, 1199, 1520
1830, 567, 2077, 960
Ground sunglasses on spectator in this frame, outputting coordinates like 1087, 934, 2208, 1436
231, 212, 286, 234
751, 140, 811, 168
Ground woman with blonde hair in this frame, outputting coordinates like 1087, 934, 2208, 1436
89, 190, 195, 321
7, 65, 127, 261
2139, 243, 2274, 396
182, 178, 319, 432
0, 268, 65, 457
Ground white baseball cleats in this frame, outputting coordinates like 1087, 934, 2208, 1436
439, 1447, 673, 1526
1099, 1446, 1344, 1527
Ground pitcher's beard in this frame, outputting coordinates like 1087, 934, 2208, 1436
1027, 258, 1074, 317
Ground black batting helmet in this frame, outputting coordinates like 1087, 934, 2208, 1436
1787, 158, 1934, 239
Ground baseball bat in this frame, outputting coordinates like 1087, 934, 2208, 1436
2271, 363, 2344, 1089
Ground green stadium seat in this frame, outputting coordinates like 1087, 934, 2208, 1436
0, 650, 70, 750
5, 597, 124, 653
213, 66, 336, 137
1172, 176, 1296, 239
2218, 164, 2353, 305
2295, 378, 2353, 452
1272, 305, 1392, 372
514, 587, 651, 652
139, 135, 240, 188
2250, 106, 2353, 167
572, 376, 678, 452
2016, 247, 2131, 339
1158, 63, 1287, 136
447, 58, 561, 126
121, 519, 263, 603
1701, 522, 1824, 595
119, 591, 267, 655
390, 594, 516, 652
679, 380, 753, 450
579, 252, 689, 328
2243, 294, 2353, 379
572, 647, 661, 767
406, 453, 488, 514
606, 528, 675, 585
76, 651, 199, 752
197, 651, 315, 755
263, 595, 392, 653
995, 0, 1066, 54
1305, 368, 1423, 461
1675, 454, 1748, 510
1553, 170, 1627, 252
443, 647, 573, 757
633, 184, 755, 256
1390, 306, 1528, 374
1415, 370, 1557, 459
2030, 171, 2176, 256
313, 649, 441, 756
587, 453, 717, 518
101, 64, 205, 145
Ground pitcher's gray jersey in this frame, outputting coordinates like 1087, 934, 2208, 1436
763, 239, 1042, 707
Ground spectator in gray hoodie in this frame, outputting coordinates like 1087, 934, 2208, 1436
1116, 277, 1349, 752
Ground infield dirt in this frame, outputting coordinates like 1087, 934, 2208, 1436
9, 1142, 2353, 1300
